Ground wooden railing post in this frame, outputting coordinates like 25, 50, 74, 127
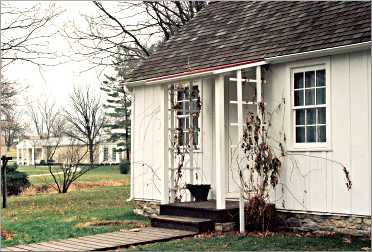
1, 155, 12, 208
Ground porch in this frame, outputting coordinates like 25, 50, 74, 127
157, 61, 267, 210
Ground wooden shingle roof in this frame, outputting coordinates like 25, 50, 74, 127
128, 1, 371, 82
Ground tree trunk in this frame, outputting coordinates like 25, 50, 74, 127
88, 141, 94, 164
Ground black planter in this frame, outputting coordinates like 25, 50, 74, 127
186, 184, 211, 201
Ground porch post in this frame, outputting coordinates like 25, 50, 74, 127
237, 69, 245, 233
215, 74, 226, 209
160, 84, 169, 204
16, 147, 20, 165
27, 148, 30, 166
31, 147, 35, 166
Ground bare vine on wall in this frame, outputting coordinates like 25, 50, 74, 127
233, 91, 353, 230
233, 94, 353, 224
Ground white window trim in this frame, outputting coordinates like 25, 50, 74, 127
175, 80, 203, 152
287, 57, 332, 152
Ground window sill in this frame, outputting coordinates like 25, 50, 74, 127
287, 146, 333, 152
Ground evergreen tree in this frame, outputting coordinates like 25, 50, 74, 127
101, 47, 137, 161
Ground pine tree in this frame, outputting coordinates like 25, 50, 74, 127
101, 76, 131, 161
100, 47, 137, 161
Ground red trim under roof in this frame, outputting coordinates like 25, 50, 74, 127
145, 59, 263, 83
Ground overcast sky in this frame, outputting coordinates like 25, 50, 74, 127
3, 1, 118, 111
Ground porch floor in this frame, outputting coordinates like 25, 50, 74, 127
166, 200, 239, 210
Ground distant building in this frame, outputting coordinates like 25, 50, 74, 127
16, 136, 126, 166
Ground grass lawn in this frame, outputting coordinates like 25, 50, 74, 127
18, 166, 51, 176
130, 232, 370, 251
20, 165, 128, 186
1, 166, 148, 248
3, 165, 370, 251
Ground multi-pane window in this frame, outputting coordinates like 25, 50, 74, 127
103, 147, 108, 161
177, 86, 200, 147
112, 148, 116, 162
293, 69, 326, 144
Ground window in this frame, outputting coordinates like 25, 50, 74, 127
293, 68, 327, 146
176, 85, 201, 147
103, 147, 108, 161
112, 148, 116, 161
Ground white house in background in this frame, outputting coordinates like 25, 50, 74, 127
124, 2, 371, 234
16, 136, 125, 166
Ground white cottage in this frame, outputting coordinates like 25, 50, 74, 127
125, 2, 371, 234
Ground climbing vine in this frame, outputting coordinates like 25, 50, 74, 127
169, 83, 202, 202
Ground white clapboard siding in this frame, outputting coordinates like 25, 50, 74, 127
264, 50, 371, 215
132, 50, 370, 216
132, 85, 162, 201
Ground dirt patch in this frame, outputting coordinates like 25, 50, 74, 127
20, 180, 128, 196
75, 220, 146, 229
1, 230, 14, 240
196, 230, 341, 239
72, 181, 125, 190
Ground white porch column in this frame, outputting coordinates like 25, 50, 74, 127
26, 148, 30, 166
22, 148, 25, 165
16, 147, 20, 165
31, 147, 35, 165
160, 84, 169, 204
237, 69, 245, 233
215, 74, 226, 209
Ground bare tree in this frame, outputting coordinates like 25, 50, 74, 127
47, 136, 92, 193
64, 1, 207, 71
27, 98, 63, 164
28, 99, 60, 139
0, 75, 24, 119
1, 111, 26, 151
64, 85, 105, 164
1, 2, 64, 69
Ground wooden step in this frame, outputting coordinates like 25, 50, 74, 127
151, 215, 215, 233
160, 200, 239, 223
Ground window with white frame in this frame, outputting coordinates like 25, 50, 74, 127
103, 147, 108, 161
112, 147, 116, 161
293, 68, 327, 145
176, 85, 201, 148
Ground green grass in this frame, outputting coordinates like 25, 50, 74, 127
21, 165, 127, 186
130, 232, 370, 251
3, 165, 370, 251
1, 186, 148, 247
18, 166, 51, 176
1, 165, 146, 248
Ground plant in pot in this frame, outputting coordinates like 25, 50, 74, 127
238, 103, 281, 232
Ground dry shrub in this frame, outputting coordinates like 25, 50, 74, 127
1, 230, 13, 240
245, 196, 275, 232
20, 180, 127, 196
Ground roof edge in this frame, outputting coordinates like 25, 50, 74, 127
125, 41, 371, 88
265, 41, 371, 64
125, 60, 265, 87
